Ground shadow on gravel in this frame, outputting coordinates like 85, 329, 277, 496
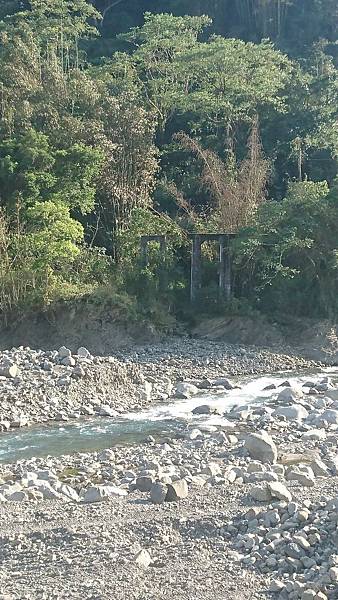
127, 498, 150, 505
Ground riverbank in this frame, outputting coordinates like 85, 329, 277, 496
1, 340, 338, 599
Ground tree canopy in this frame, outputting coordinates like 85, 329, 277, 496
0, 0, 337, 322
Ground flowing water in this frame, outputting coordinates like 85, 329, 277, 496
0, 369, 336, 463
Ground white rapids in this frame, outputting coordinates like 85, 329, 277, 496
0, 368, 336, 463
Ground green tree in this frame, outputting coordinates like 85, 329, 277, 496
235, 181, 338, 316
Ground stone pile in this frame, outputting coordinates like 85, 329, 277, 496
226, 495, 338, 599
0, 345, 164, 428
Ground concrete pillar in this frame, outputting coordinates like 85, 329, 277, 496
159, 238, 167, 254
219, 235, 231, 300
190, 235, 202, 302
140, 237, 148, 267
140, 235, 168, 291
159, 237, 167, 291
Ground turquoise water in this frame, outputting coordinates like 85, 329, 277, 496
0, 418, 187, 463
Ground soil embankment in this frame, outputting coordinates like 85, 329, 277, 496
1, 304, 338, 364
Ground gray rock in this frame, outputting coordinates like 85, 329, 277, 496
188, 475, 206, 488
35, 482, 61, 500
273, 404, 309, 421
136, 476, 154, 492
247, 462, 266, 474
57, 346, 71, 360
213, 378, 236, 390
326, 389, 338, 401
269, 581, 285, 592
77, 347, 91, 358
320, 409, 338, 424
267, 481, 292, 502
277, 386, 303, 402
250, 485, 272, 502
80, 485, 127, 503
246, 472, 278, 483
11, 417, 29, 428
61, 356, 75, 367
175, 382, 199, 398
36, 469, 58, 481
244, 431, 277, 463
0, 364, 18, 378
202, 463, 222, 477
81, 405, 95, 416
286, 467, 315, 487
72, 365, 85, 378
285, 542, 303, 559
198, 378, 213, 389
166, 479, 188, 502
98, 405, 118, 417
6, 491, 27, 502
310, 459, 329, 477
58, 484, 79, 502
150, 482, 168, 504
192, 405, 219, 415
301, 590, 316, 599
301, 429, 326, 441
98, 449, 115, 462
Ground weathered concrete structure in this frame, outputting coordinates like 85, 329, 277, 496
190, 234, 235, 302
140, 233, 235, 302
140, 235, 167, 267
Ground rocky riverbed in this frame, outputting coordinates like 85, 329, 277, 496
1, 339, 338, 599
0, 338, 317, 429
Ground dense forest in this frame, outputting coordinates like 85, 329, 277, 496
0, 0, 338, 325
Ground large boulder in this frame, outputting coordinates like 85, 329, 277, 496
136, 476, 154, 492
320, 409, 338, 424
165, 479, 188, 502
326, 389, 338, 401
250, 485, 272, 502
175, 382, 199, 398
301, 429, 326, 441
57, 484, 80, 502
277, 386, 303, 402
57, 346, 72, 360
150, 482, 168, 504
34, 481, 62, 500
310, 458, 329, 477
192, 405, 220, 415
273, 404, 309, 421
80, 485, 127, 503
267, 481, 292, 502
77, 346, 91, 358
212, 378, 236, 390
286, 466, 315, 487
244, 431, 277, 464
6, 490, 27, 502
